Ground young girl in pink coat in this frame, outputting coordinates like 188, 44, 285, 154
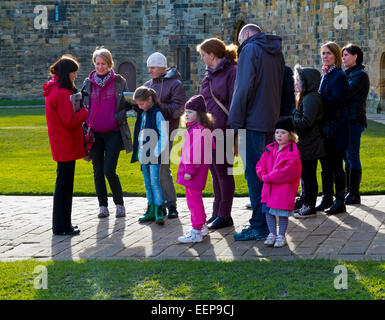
256, 117, 302, 248
176, 95, 215, 243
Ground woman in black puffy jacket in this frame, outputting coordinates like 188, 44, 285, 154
342, 44, 370, 205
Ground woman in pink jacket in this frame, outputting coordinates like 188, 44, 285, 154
176, 95, 215, 243
256, 117, 302, 248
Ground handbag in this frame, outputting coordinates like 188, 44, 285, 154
83, 86, 106, 160
209, 81, 238, 156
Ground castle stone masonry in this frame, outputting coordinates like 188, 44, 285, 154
1, 0, 384, 113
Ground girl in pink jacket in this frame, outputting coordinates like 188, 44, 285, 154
176, 95, 215, 243
256, 117, 302, 248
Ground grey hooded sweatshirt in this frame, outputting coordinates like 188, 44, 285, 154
229, 32, 285, 133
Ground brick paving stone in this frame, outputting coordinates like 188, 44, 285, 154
339, 240, 373, 255
0, 195, 385, 260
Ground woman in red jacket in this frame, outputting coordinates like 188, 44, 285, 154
43, 55, 89, 236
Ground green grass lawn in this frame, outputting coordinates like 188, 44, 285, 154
0, 107, 384, 196
1, 259, 385, 300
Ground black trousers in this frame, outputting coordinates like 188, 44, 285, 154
319, 140, 346, 200
301, 159, 318, 208
91, 131, 124, 207
52, 160, 76, 234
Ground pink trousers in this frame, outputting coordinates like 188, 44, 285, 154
185, 187, 206, 230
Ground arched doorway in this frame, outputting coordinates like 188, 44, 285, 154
380, 52, 385, 111
233, 20, 245, 46
118, 62, 136, 91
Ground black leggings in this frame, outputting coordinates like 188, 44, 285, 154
301, 159, 318, 208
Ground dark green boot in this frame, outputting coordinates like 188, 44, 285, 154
139, 204, 155, 222
154, 205, 164, 225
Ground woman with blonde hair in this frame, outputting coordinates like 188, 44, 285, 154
196, 38, 238, 230
316, 41, 349, 215
83, 47, 133, 219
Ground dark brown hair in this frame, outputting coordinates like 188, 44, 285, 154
196, 38, 238, 61
341, 43, 364, 65
133, 86, 161, 107
49, 54, 79, 92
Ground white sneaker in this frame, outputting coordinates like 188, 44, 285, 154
264, 233, 276, 246
274, 235, 286, 248
185, 224, 209, 237
178, 229, 203, 243
201, 224, 209, 237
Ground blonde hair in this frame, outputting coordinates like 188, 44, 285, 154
320, 41, 342, 68
289, 131, 299, 143
196, 38, 238, 61
92, 46, 114, 69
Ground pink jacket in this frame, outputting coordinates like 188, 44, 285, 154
176, 121, 214, 191
256, 141, 302, 210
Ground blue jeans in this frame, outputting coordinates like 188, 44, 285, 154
241, 130, 269, 233
141, 164, 163, 206
345, 123, 364, 170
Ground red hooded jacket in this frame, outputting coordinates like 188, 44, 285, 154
43, 76, 89, 162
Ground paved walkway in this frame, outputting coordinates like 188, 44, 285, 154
0, 195, 384, 262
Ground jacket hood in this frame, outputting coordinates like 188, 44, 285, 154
42, 76, 59, 96
152, 66, 182, 82
297, 67, 321, 93
239, 32, 282, 56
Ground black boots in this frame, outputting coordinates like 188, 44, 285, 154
345, 168, 362, 205
326, 171, 346, 215
167, 205, 179, 219
315, 171, 334, 211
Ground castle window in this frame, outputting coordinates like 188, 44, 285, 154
176, 47, 191, 81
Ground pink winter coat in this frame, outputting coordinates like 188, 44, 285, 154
176, 121, 214, 191
256, 141, 302, 210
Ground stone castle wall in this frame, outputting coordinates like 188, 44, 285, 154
1, 0, 384, 112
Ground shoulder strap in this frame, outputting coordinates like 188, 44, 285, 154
209, 80, 229, 116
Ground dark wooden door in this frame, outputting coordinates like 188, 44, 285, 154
118, 62, 136, 92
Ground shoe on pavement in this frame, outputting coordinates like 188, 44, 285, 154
234, 227, 269, 241
167, 205, 179, 219
208, 216, 233, 230
206, 215, 217, 224
178, 229, 203, 243
186, 224, 209, 237
264, 233, 276, 246
274, 235, 286, 248
294, 205, 316, 219
116, 205, 126, 218
98, 206, 110, 218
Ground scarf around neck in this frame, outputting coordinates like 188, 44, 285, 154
93, 70, 113, 87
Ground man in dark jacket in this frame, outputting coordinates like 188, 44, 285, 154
281, 65, 296, 116
229, 24, 285, 241
143, 52, 186, 218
